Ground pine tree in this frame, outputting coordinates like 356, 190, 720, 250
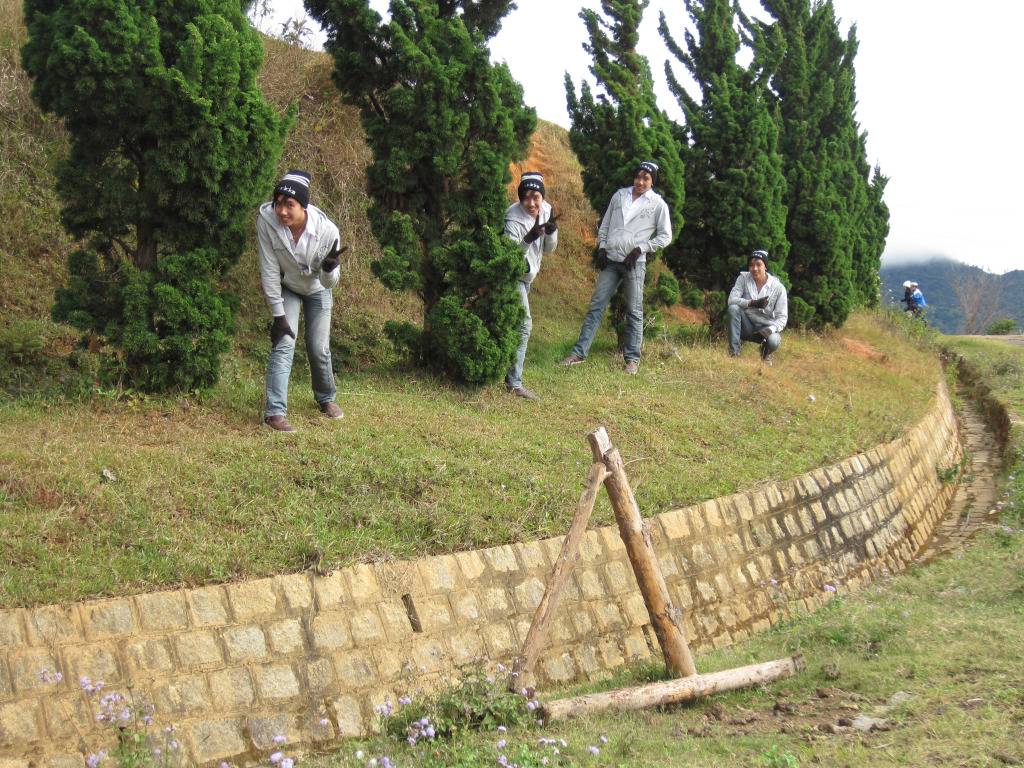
305, 0, 535, 385
565, 0, 684, 243
22, 0, 288, 390
660, 0, 789, 292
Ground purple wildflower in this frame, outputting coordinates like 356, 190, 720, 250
86, 752, 106, 768
269, 752, 283, 764
824, 583, 837, 593
588, 745, 601, 755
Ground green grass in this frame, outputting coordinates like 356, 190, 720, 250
0, 312, 939, 607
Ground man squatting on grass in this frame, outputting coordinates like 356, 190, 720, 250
560, 161, 671, 375
257, 170, 345, 433
727, 249, 789, 365
503, 172, 558, 401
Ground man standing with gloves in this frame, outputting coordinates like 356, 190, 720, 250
257, 170, 345, 432
726, 249, 788, 365
503, 171, 558, 401
560, 161, 671, 375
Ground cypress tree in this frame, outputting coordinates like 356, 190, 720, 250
305, 0, 535, 385
660, 0, 789, 292
565, 0, 684, 244
22, 0, 289, 390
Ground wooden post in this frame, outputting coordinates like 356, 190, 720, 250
542, 655, 805, 720
510, 461, 609, 688
587, 427, 698, 678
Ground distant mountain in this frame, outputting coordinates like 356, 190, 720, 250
880, 257, 1023, 334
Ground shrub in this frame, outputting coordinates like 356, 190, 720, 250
985, 318, 1019, 335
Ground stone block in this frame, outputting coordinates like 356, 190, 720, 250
125, 638, 175, 675
659, 508, 690, 540
153, 674, 211, 715
602, 560, 634, 595
26, 605, 81, 645
377, 599, 415, 642
0, 661, 10, 700
209, 668, 255, 709
516, 540, 550, 569
253, 663, 301, 702
65, 644, 121, 685
267, 618, 306, 655
246, 713, 297, 750
306, 656, 338, 695
0, 700, 41, 747
371, 646, 407, 682
482, 622, 517, 657
455, 550, 487, 581
226, 578, 280, 622
574, 645, 602, 678
313, 571, 351, 610
133, 591, 188, 633
597, 639, 624, 669
575, 569, 605, 600
539, 651, 575, 683
41, 696, 89, 744
411, 597, 452, 634
418, 555, 460, 594
714, 572, 734, 598
578, 531, 604, 563
8, 648, 57, 694
621, 593, 649, 628
0, 612, 24, 648
311, 613, 352, 652
346, 564, 382, 604
222, 625, 268, 662
334, 649, 379, 689
450, 590, 483, 623
276, 573, 313, 612
622, 629, 651, 661
331, 694, 368, 738
409, 638, 447, 675
591, 601, 624, 632
782, 513, 801, 538
187, 718, 246, 763
479, 587, 512, 618
597, 527, 626, 557
81, 599, 135, 639
482, 544, 519, 573
0, 759, 31, 768
175, 631, 223, 669
350, 608, 388, 645
512, 577, 546, 612
694, 579, 717, 604
45, 757, 83, 768
187, 586, 230, 627
447, 629, 486, 665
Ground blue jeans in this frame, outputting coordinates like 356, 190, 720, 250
728, 303, 781, 355
505, 280, 532, 389
571, 261, 646, 362
265, 287, 336, 417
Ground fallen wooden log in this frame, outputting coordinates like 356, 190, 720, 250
542, 655, 805, 721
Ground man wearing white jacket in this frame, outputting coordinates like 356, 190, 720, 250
560, 161, 672, 375
503, 172, 558, 401
726, 249, 789, 365
257, 170, 345, 432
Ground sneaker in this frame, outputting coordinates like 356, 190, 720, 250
728, 349, 741, 358
560, 353, 586, 366
319, 402, 344, 419
264, 415, 296, 432
623, 359, 639, 375
507, 385, 540, 401
760, 343, 774, 366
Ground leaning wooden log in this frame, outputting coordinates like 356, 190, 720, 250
587, 427, 698, 678
542, 655, 805, 720
509, 461, 609, 689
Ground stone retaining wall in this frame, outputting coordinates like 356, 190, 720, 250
0, 383, 962, 766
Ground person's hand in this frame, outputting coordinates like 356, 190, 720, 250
542, 209, 560, 235
748, 296, 769, 309
321, 239, 347, 272
524, 215, 543, 244
270, 315, 295, 345
623, 247, 642, 270
595, 247, 609, 269
759, 326, 774, 339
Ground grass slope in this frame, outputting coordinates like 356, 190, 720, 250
1, 13, 940, 607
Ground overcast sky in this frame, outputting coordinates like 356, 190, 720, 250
264, 1, 1023, 275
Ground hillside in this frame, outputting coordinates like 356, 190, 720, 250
0, 11, 943, 607
880, 257, 1023, 334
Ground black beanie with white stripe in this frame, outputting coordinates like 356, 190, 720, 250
273, 170, 311, 209
517, 172, 545, 202
636, 161, 659, 186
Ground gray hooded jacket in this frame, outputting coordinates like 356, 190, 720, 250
504, 200, 557, 286
727, 271, 789, 334
257, 202, 341, 316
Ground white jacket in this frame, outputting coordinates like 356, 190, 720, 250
504, 200, 557, 286
727, 271, 789, 334
257, 202, 341, 316
598, 187, 672, 263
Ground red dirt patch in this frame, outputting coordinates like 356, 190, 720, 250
840, 337, 888, 364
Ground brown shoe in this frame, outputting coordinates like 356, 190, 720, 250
624, 359, 639, 375
319, 401, 344, 419
507, 385, 540, 401
264, 415, 296, 432
560, 353, 586, 366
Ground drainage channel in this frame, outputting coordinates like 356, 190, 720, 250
915, 394, 1004, 563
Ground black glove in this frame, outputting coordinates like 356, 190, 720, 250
321, 239, 347, 273
759, 326, 774, 339
523, 215, 543, 244
270, 315, 295, 346
623, 247, 642, 270
542, 209, 560, 235
748, 296, 769, 309
595, 248, 609, 269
